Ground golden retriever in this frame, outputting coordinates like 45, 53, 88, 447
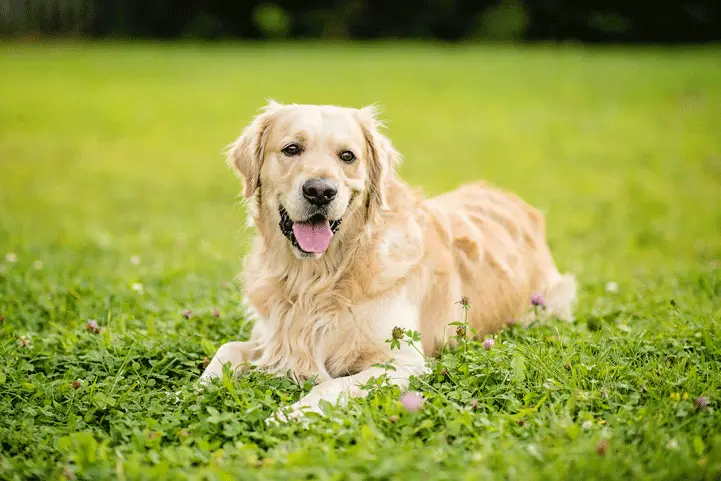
200, 101, 576, 422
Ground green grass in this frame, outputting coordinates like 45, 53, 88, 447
1, 42, 720, 480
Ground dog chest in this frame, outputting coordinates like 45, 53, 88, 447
249, 301, 374, 383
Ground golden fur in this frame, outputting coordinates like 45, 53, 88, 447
200, 102, 576, 421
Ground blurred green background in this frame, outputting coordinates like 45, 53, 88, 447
1, 44, 720, 289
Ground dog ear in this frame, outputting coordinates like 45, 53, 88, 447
226, 100, 282, 198
357, 105, 402, 212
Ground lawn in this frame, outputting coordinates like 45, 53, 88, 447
0, 42, 720, 480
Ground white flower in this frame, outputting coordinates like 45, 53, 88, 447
666, 439, 679, 450
33, 260, 43, 270
165, 391, 182, 403
130, 255, 141, 265
131, 283, 144, 294
605, 281, 618, 294
582, 420, 593, 430
5, 252, 17, 263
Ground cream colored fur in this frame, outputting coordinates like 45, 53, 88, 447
200, 102, 576, 422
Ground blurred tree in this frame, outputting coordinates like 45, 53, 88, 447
253, 3, 291, 38
0, 0, 718, 42
472, 0, 530, 41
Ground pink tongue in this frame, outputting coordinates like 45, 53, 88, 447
292, 220, 334, 253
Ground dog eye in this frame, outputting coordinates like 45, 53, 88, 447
339, 151, 355, 163
281, 144, 301, 157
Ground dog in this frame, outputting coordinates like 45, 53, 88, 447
200, 101, 576, 422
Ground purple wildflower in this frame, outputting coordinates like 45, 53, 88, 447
85, 320, 100, 334
400, 392, 424, 412
482, 338, 495, 350
530, 293, 546, 308
695, 396, 709, 409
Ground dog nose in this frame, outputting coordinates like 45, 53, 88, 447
302, 179, 337, 207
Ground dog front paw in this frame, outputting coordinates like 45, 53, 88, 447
265, 382, 347, 425
266, 400, 323, 426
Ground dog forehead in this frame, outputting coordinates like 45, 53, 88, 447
271, 105, 364, 141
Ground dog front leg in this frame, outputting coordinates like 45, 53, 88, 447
199, 341, 257, 383
270, 348, 428, 423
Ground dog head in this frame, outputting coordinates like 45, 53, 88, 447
227, 101, 401, 259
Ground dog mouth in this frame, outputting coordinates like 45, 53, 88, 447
279, 205, 342, 254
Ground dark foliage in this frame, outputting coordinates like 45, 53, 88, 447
0, 0, 719, 42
